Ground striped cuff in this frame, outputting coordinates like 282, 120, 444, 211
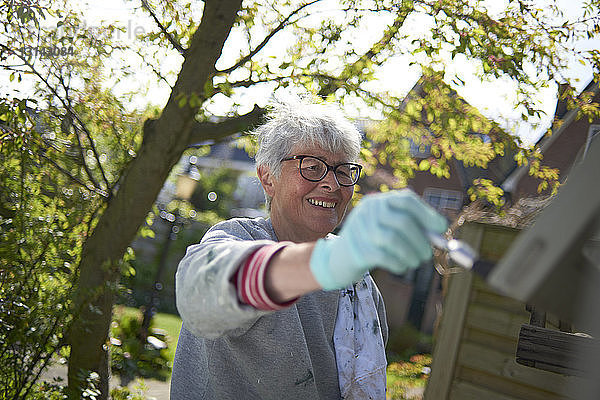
235, 242, 297, 311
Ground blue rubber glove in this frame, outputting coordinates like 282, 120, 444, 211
310, 190, 448, 290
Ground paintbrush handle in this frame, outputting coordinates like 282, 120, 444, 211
426, 231, 478, 270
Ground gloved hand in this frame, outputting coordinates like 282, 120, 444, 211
309, 190, 448, 290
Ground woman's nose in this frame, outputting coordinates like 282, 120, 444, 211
319, 169, 341, 190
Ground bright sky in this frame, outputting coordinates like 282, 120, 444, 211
10, 0, 600, 145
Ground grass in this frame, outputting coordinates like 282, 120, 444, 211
153, 311, 183, 364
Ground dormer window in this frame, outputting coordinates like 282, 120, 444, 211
423, 188, 463, 210
409, 140, 431, 158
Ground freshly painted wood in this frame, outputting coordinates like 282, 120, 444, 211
424, 224, 484, 400
516, 324, 600, 377
459, 367, 572, 400
450, 381, 521, 400
465, 302, 529, 338
458, 341, 583, 394
424, 221, 591, 399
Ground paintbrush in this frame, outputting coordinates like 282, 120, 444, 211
426, 231, 496, 278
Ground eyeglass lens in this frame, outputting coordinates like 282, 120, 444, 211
299, 156, 360, 185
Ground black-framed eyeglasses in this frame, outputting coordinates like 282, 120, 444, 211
281, 155, 362, 186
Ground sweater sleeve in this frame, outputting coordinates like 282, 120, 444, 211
234, 243, 298, 311
175, 220, 278, 339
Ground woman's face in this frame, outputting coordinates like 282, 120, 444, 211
259, 145, 355, 243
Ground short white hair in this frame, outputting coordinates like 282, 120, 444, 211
251, 96, 362, 209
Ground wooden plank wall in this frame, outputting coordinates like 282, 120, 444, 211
424, 222, 587, 400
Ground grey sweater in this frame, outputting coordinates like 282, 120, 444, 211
170, 217, 387, 400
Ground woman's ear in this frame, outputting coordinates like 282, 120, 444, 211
257, 165, 276, 197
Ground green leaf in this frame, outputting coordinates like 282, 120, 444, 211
189, 92, 201, 108
203, 80, 214, 97
139, 225, 155, 239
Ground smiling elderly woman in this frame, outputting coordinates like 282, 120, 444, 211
170, 97, 447, 400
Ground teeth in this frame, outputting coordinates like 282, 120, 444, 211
308, 198, 336, 208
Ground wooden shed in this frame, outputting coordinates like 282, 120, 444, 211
424, 202, 593, 400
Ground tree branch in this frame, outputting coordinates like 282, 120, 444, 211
187, 104, 266, 145
56, 71, 113, 194
64, 99, 112, 193
0, 43, 113, 195
140, 0, 186, 56
226, 73, 398, 112
341, 2, 414, 77
224, 75, 289, 91
307, 72, 400, 110
69, 119, 104, 191
218, 0, 322, 74
37, 151, 110, 198
140, 54, 174, 89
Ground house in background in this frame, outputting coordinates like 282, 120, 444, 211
502, 80, 600, 202
424, 84, 600, 400
189, 141, 266, 217
368, 73, 517, 335
128, 77, 599, 338
372, 76, 600, 336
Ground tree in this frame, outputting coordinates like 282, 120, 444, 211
1, 0, 599, 398
0, 40, 144, 400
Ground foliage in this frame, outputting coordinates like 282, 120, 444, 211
150, 311, 182, 366
122, 155, 240, 315
110, 310, 171, 383
25, 370, 108, 400
1, 0, 599, 397
113, 306, 182, 371
0, 3, 146, 393
468, 178, 507, 208
26, 307, 181, 399
123, 220, 211, 315
386, 354, 432, 400
26, 376, 149, 400
25, 381, 68, 400
228, 0, 599, 203
189, 166, 240, 218
366, 68, 519, 200
0, 95, 88, 398
109, 385, 148, 400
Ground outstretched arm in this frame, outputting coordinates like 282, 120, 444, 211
258, 189, 448, 304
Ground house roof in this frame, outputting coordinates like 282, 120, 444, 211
402, 72, 518, 191
501, 79, 600, 194
460, 195, 554, 229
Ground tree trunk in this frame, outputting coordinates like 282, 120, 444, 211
67, 1, 243, 397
